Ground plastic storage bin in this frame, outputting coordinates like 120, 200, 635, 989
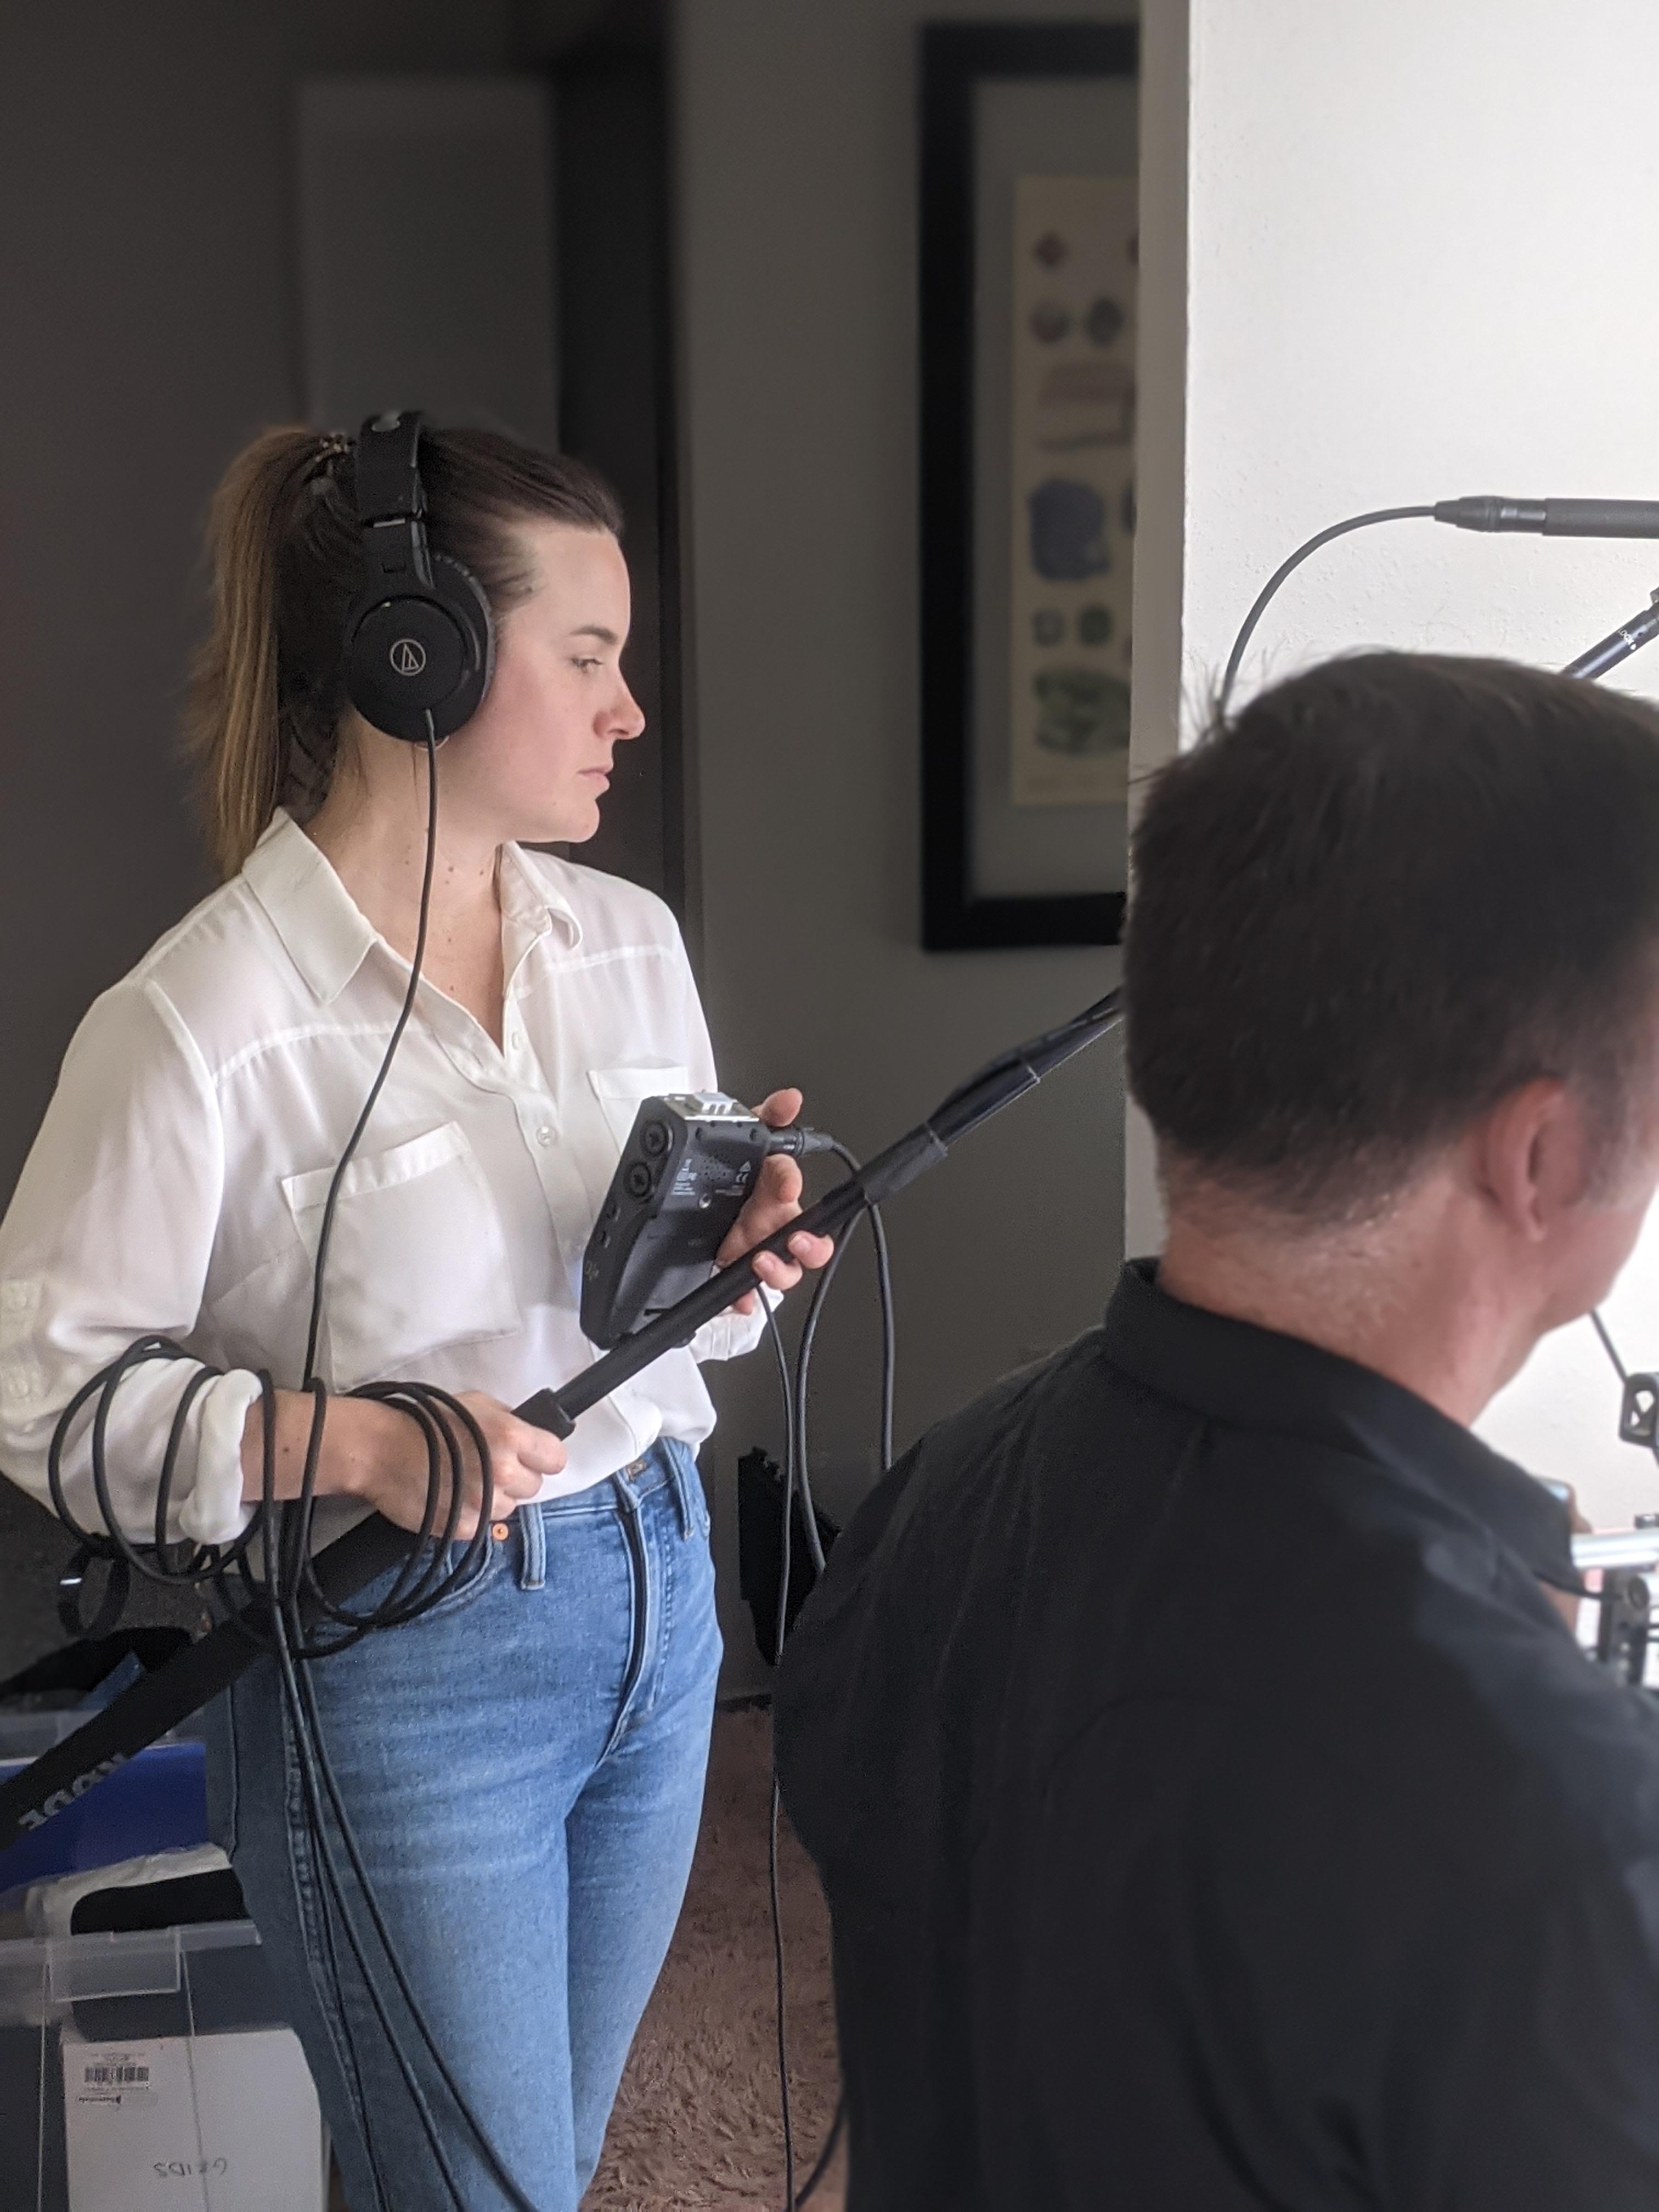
0, 1919, 326, 2212
0, 1713, 210, 1895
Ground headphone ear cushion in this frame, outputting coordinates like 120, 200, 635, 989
342, 553, 495, 743
429, 554, 495, 733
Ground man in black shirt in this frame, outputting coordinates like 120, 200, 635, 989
776, 654, 1659, 2209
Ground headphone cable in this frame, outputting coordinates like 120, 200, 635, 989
763, 1148, 896, 2211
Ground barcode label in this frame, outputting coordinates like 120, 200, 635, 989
82, 2062, 149, 2086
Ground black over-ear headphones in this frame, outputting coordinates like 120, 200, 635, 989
342, 410, 495, 743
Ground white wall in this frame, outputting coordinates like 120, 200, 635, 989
1131, 0, 1659, 1527
675, 0, 1134, 1684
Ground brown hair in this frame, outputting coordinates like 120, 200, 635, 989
185, 423, 623, 878
1125, 651, 1659, 1221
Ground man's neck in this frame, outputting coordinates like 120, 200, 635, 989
1155, 1182, 1530, 1427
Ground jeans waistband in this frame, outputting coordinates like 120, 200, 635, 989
511, 1439, 695, 1590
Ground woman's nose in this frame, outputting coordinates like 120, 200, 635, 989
611, 683, 646, 742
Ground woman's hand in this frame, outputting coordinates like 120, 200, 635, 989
243, 1387, 567, 1541
358, 1391, 567, 1541
718, 1089, 837, 1315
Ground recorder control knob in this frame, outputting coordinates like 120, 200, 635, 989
624, 1161, 654, 1199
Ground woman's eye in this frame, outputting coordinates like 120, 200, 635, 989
573, 657, 602, 673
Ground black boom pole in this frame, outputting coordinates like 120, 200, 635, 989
0, 992, 1122, 1851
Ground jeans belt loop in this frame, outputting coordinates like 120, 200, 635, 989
517, 1498, 548, 1591
666, 1439, 695, 1541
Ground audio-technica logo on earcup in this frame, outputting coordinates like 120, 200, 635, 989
389, 637, 427, 677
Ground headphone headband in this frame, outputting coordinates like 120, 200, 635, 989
353, 411, 426, 524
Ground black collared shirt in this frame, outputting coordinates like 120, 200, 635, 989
775, 1262, 1659, 2210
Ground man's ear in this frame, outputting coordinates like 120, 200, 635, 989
1470, 1078, 1591, 1240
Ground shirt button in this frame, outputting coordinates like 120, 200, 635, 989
536, 1124, 555, 1147
507, 1026, 523, 1051
490, 1521, 510, 1543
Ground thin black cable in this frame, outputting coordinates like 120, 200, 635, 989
258, 1438, 463, 2211
829, 1143, 895, 1475
49, 716, 551, 2210
266, 723, 545, 2209
283, 1583, 544, 2210
1217, 506, 1436, 717
302, 723, 442, 1387
1592, 1308, 1629, 1385
768, 1777, 797, 2212
789, 1243, 849, 1579
1220, 515, 1655, 1463
794, 2101, 846, 2207
765, 1147, 896, 2212
788, 1147, 895, 1587
762, 1296, 799, 2210
1555, 651, 1646, 1449
1219, 528, 1658, 1610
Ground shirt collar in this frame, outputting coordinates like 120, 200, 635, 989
240, 812, 583, 1006
1101, 1258, 1581, 1589
498, 840, 583, 970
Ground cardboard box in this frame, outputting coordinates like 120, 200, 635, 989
0, 1921, 326, 2212
62, 2022, 325, 2211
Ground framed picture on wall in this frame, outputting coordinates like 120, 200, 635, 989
919, 20, 1139, 950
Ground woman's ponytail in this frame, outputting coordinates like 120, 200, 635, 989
185, 420, 623, 880
185, 428, 342, 880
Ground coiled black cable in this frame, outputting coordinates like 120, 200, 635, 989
44, 719, 552, 2211
47, 721, 499, 1651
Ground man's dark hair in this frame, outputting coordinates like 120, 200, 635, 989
1125, 652, 1659, 1218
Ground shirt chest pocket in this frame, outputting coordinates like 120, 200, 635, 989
586, 1064, 693, 1153
280, 1122, 522, 1391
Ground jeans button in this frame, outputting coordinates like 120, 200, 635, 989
490, 1521, 510, 1543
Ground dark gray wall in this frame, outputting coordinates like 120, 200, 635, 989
0, 1, 533, 1203
674, 0, 1135, 1693
0, 0, 647, 1673
556, 45, 687, 921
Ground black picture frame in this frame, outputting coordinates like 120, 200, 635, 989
919, 20, 1138, 951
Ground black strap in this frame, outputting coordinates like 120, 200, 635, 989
0, 1513, 414, 1854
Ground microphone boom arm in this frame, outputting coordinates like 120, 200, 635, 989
1562, 589, 1659, 683
518, 989, 1124, 1437
0, 991, 1124, 1852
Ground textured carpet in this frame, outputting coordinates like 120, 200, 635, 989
585, 1706, 845, 2212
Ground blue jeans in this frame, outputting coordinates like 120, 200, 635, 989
205, 1438, 721, 2212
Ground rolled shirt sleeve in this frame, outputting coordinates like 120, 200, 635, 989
0, 824, 792, 1536
0, 978, 258, 1547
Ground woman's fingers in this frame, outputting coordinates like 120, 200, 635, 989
718, 1138, 839, 1319
498, 1412, 568, 1480
754, 1087, 804, 1130
765, 1235, 834, 1275
750, 1232, 835, 1288
717, 1154, 802, 1263
455, 1393, 567, 1514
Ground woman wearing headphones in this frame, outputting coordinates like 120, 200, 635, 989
0, 418, 830, 2210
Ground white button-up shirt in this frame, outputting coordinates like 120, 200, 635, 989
0, 811, 765, 1546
